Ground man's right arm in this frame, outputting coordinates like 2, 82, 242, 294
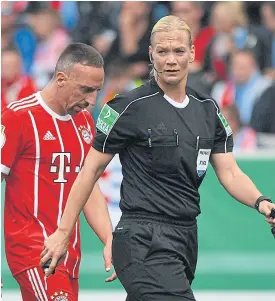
40, 147, 114, 276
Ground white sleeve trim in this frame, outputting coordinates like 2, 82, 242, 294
1, 164, 10, 175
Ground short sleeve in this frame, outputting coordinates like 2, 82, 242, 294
212, 109, 234, 154
93, 95, 137, 154
1, 108, 24, 175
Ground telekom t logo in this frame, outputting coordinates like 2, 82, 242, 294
50, 152, 80, 183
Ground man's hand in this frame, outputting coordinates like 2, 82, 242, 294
103, 237, 117, 283
40, 229, 69, 277
259, 201, 275, 227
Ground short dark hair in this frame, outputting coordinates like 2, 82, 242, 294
54, 43, 104, 75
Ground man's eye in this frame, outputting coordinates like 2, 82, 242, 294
83, 88, 95, 93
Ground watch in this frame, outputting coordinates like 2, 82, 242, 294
254, 196, 272, 212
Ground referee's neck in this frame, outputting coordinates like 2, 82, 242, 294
156, 77, 187, 103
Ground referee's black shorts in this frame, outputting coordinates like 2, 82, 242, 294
112, 212, 198, 301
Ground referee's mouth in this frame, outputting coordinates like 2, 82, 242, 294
165, 70, 180, 73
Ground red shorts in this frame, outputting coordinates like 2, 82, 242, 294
15, 267, 78, 301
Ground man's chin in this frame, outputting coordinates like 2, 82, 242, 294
68, 106, 82, 116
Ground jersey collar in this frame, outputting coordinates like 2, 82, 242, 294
149, 77, 190, 108
37, 92, 71, 121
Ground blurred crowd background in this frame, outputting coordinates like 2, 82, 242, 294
2, 1, 275, 153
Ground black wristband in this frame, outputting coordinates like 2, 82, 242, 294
254, 196, 272, 212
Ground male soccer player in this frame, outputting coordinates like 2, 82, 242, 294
1, 43, 115, 301
41, 17, 275, 301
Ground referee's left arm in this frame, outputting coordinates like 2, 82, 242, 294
211, 152, 275, 223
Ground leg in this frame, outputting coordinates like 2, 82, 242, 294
15, 267, 77, 301
113, 220, 197, 301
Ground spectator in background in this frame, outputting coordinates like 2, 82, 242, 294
171, 1, 215, 72
30, 8, 71, 89
204, 2, 271, 82
1, 48, 36, 109
71, 2, 120, 61
171, 1, 215, 94
93, 59, 143, 120
222, 104, 257, 152
212, 50, 272, 125
1, 1, 18, 50
1, 1, 37, 74
261, 2, 275, 80
104, 1, 153, 79
251, 84, 275, 134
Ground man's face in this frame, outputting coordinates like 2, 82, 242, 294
261, 4, 275, 32
1, 51, 22, 82
231, 53, 255, 85
149, 30, 194, 86
172, 2, 202, 27
58, 64, 104, 115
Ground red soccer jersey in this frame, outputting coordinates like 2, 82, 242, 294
1, 92, 95, 278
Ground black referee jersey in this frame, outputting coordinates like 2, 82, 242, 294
93, 78, 233, 221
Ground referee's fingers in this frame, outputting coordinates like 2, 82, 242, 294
266, 217, 275, 226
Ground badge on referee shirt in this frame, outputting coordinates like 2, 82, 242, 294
218, 112, 233, 136
96, 104, 119, 135
196, 148, 211, 177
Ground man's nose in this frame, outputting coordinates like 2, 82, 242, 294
86, 91, 98, 106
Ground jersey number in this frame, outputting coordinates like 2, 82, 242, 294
50, 152, 80, 183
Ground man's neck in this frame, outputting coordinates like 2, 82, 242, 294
40, 84, 68, 116
156, 76, 187, 103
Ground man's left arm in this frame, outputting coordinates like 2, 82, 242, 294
83, 180, 117, 282
83, 182, 112, 246
211, 152, 275, 226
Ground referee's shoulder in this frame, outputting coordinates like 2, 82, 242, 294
107, 81, 156, 111
187, 86, 220, 111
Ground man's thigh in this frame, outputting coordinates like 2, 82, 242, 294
15, 267, 77, 301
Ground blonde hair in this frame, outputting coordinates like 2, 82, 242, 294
150, 15, 193, 47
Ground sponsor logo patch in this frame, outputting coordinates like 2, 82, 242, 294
96, 104, 119, 135
218, 112, 233, 136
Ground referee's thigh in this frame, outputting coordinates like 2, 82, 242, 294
112, 220, 197, 301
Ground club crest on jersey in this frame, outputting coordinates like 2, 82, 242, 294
78, 125, 92, 144
51, 291, 69, 301
1, 125, 6, 148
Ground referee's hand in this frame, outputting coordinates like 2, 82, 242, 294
40, 229, 69, 277
258, 201, 275, 227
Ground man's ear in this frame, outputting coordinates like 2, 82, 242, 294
56, 72, 67, 87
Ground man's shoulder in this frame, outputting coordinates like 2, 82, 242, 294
3, 93, 41, 118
